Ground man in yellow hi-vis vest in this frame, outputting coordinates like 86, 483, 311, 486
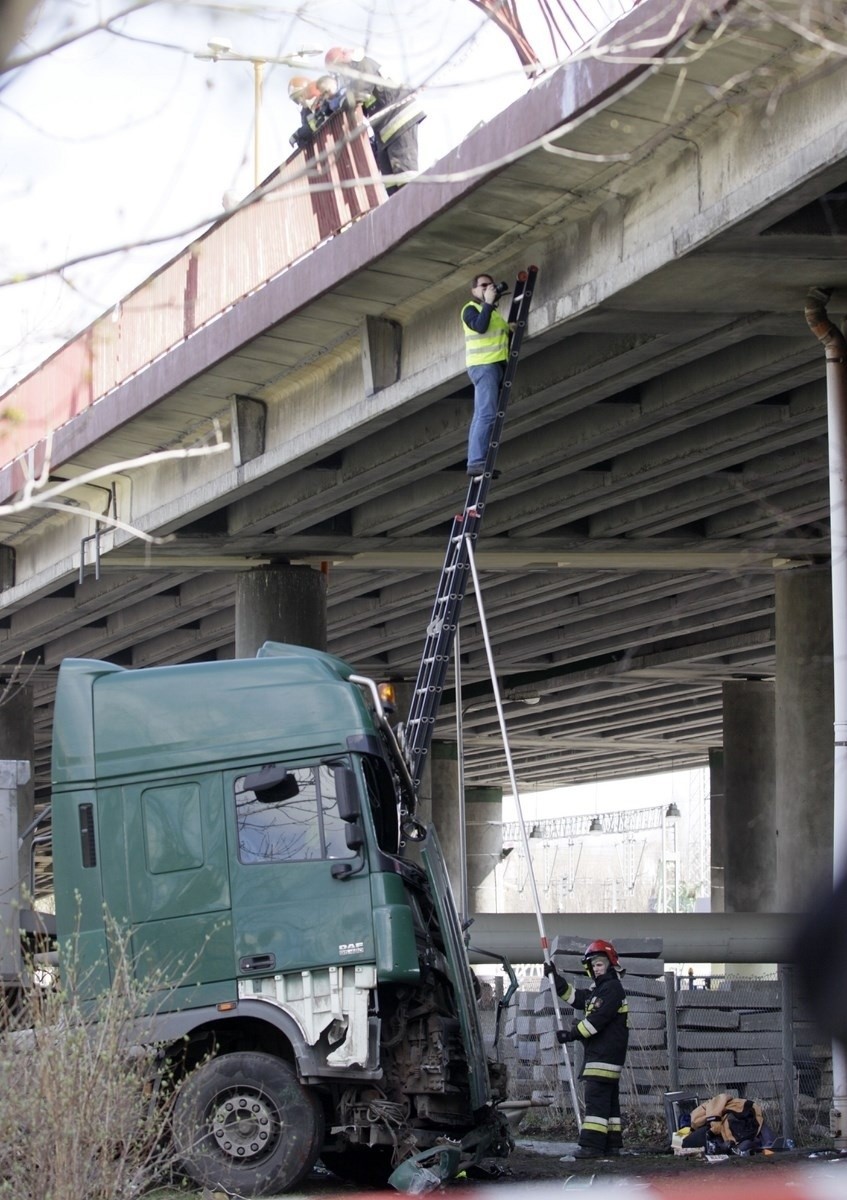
461, 273, 511, 475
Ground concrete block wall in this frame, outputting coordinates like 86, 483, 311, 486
674, 980, 831, 1124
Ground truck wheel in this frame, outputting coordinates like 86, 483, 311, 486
321, 1144, 394, 1188
172, 1051, 324, 1196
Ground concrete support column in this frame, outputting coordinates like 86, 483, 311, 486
466, 786, 503, 913
235, 565, 327, 658
0, 683, 34, 889
428, 740, 465, 911
708, 748, 725, 914
427, 747, 502, 918
722, 680, 776, 912
775, 566, 834, 911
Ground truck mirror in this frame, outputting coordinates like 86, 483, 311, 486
334, 766, 361, 822
243, 765, 300, 803
345, 820, 364, 852
331, 819, 366, 880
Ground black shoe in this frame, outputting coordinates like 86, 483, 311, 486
572, 1146, 604, 1159
467, 464, 501, 478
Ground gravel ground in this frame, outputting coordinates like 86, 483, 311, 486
497, 1136, 830, 1180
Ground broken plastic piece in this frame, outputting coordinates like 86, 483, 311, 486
388, 1145, 462, 1193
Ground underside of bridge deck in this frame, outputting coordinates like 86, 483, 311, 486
1, 0, 845, 804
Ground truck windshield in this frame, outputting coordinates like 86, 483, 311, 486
234, 761, 357, 864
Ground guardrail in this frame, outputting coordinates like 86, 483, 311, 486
0, 108, 387, 472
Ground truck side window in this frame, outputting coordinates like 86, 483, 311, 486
235, 762, 356, 865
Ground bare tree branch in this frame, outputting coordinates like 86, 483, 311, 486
3, 423, 230, 544
1, 0, 159, 74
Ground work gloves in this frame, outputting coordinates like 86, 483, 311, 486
543, 959, 565, 994
556, 1028, 577, 1044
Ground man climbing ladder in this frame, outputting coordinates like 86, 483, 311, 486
401, 265, 538, 799
462, 272, 513, 475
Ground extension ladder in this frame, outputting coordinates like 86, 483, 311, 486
402, 264, 538, 797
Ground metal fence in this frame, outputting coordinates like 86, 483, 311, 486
478, 964, 831, 1143
0, 108, 387, 480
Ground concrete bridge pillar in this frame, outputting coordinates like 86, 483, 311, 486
722, 680, 776, 912
429, 740, 467, 914
466, 785, 503, 914
235, 565, 327, 657
0, 682, 34, 887
775, 566, 833, 911
708, 747, 725, 913
426, 748, 503, 919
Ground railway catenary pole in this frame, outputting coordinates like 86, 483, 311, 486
805, 287, 847, 1151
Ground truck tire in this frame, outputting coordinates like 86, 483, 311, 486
172, 1051, 324, 1195
320, 1144, 394, 1188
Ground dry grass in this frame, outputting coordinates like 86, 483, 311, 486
0, 941, 180, 1200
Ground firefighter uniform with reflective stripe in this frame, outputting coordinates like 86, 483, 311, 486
556, 967, 629, 1153
338, 55, 425, 184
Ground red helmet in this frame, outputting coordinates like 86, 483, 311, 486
582, 938, 621, 971
288, 76, 318, 102
325, 46, 351, 67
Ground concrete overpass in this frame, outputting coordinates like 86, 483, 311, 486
1, 0, 845, 840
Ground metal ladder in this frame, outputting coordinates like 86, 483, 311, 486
402, 264, 538, 799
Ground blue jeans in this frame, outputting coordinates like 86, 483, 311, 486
467, 362, 505, 466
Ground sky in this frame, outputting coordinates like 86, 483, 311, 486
0, 0, 632, 392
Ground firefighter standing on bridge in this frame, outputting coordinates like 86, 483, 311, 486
287, 76, 322, 150
545, 939, 630, 1159
324, 47, 425, 191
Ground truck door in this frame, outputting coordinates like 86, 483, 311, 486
227, 757, 374, 975
97, 774, 234, 995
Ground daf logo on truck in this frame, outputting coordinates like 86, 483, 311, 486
339, 941, 365, 956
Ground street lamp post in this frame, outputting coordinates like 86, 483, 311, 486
194, 39, 322, 189
252, 58, 263, 191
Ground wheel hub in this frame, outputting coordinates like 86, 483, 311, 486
211, 1091, 277, 1161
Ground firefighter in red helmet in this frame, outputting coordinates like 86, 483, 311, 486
323, 46, 425, 192
287, 76, 324, 150
544, 939, 629, 1158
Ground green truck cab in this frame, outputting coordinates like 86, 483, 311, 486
50, 641, 511, 1194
